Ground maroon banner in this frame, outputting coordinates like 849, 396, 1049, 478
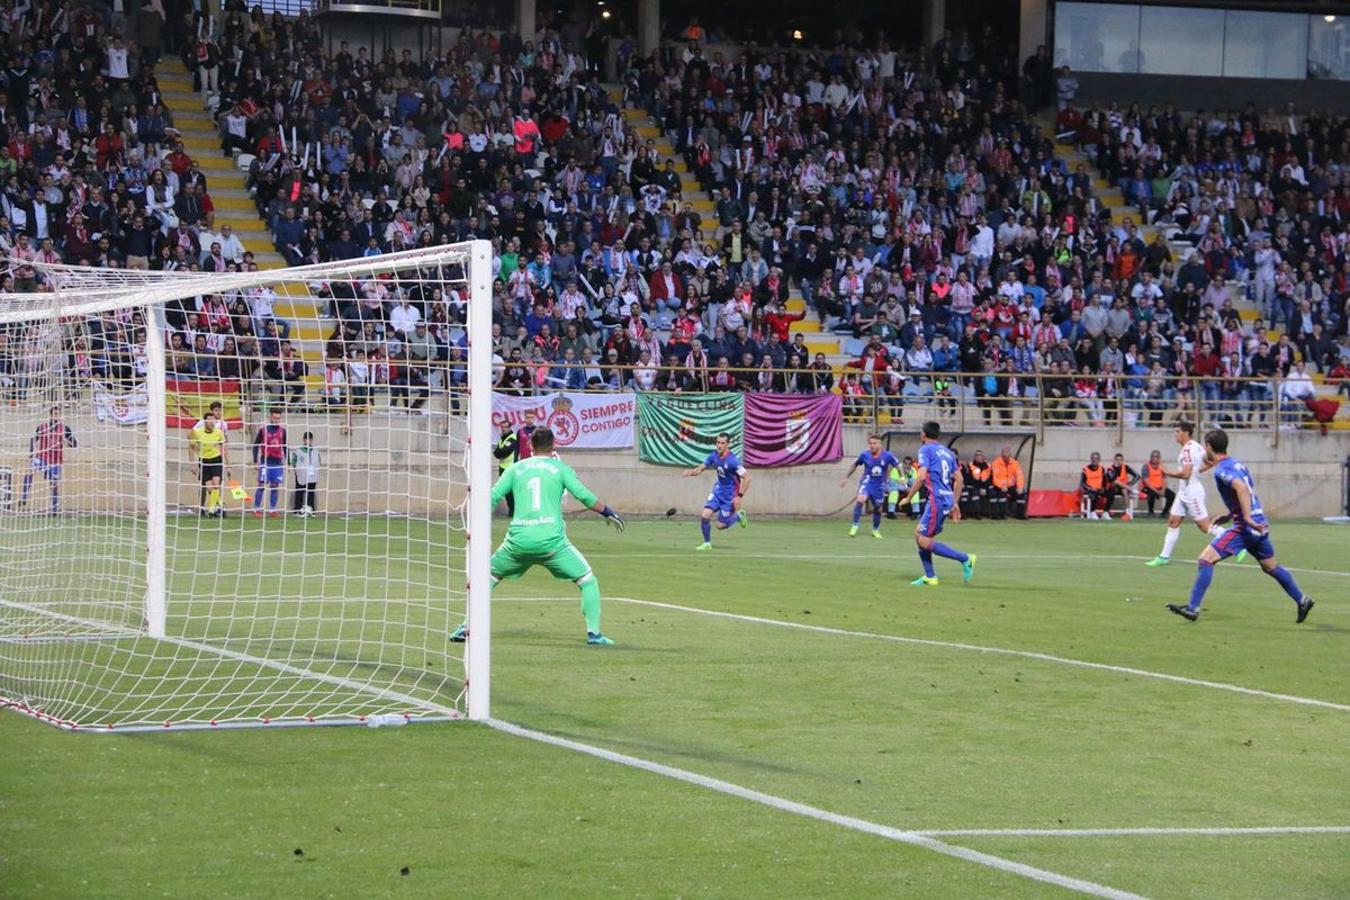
742, 393, 843, 467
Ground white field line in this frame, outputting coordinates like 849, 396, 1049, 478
577, 549, 1350, 580
0, 597, 464, 725
488, 718, 1146, 900
1, 601, 1323, 896
916, 826, 1350, 839
608, 596, 1350, 713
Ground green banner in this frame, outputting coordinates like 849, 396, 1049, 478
636, 393, 745, 467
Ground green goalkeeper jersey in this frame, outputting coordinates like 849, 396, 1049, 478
491, 455, 597, 549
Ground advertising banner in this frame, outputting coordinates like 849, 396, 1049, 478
742, 393, 843, 467
635, 393, 744, 467
91, 381, 150, 425
491, 392, 635, 449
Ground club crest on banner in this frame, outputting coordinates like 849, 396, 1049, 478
546, 396, 581, 446
785, 410, 810, 455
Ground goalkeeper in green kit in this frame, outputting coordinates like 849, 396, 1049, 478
450, 427, 625, 646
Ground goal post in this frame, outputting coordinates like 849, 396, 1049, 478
465, 239, 493, 722
145, 302, 168, 640
0, 240, 495, 731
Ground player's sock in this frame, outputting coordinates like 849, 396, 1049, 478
19, 473, 32, 505
578, 574, 602, 633
700, 518, 712, 542
208, 488, 221, 511
49, 483, 59, 513
717, 511, 737, 529
1267, 565, 1304, 604
918, 548, 936, 578
1161, 526, 1181, 559
269, 488, 279, 510
1207, 523, 1226, 538
871, 510, 882, 530
253, 485, 265, 507
931, 542, 969, 564
851, 502, 863, 525
1187, 560, 1215, 611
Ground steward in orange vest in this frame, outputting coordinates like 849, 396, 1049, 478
961, 450, 993, 518
1138, 449, 1176, 517
1080, 451, 1108, 516
990, 446, 1026, 519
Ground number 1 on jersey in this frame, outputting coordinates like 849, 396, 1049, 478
525, 476, 542, 513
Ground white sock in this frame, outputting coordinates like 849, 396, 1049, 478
1208, 523, 1226, 537
1161, 526, 1181, 559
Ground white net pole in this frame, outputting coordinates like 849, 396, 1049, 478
0, 241, 491, 731
145, 304, 167, 639
465, 239, 494, 722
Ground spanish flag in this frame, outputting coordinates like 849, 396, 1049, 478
165, 379, 244, 429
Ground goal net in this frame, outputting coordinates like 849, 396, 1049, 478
0, 241, 494, 731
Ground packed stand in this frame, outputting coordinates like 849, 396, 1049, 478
1051, 98, 1350, 425
0, 0, 321, 400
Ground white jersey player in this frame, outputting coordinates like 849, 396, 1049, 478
1145, 420, 1241, 567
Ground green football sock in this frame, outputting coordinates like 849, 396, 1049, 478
579, 576, 602, 634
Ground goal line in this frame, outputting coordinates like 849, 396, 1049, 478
0, 596, 464, 732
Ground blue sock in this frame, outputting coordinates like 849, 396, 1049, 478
1188, 561, 1215, 611
931, 542, 969, 564
851, 502, 863, 525
1267, 565, 1304, 604
20, 473, 32, 503
700, 518, 711, 542
269, 488, 279, 510
50, 483, 59, 513
918, 548, 936, 578
872, 510, 882, 530
718, 511, 736, 528
253, 486, 264, 507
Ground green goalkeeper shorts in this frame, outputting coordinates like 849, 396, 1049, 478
490, 538, 594, 585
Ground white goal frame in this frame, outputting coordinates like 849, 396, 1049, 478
0, 239, 495, 729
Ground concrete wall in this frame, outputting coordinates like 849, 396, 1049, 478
5, 411, 1346, 518
561, 425, 1349, 519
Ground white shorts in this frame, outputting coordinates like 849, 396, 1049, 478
1170, 483, 1209, 521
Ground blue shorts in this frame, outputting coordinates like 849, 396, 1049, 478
1211, 525, 1275, 561
704, 487, 736, 515
857, 482, 887, 505
260, 463, 285, 486
919, 501, 949, 537
31, 460, 60, 480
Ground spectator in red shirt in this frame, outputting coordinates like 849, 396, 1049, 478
763, 302, 805, 343
648, 261, 685, 311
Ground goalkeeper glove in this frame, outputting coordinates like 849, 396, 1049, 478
600, 505, 625, 532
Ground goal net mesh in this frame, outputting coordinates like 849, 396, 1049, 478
0, 243, 488, 730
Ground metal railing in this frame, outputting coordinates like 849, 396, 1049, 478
52, 350, 1347, 444
480, 364, 1340, 444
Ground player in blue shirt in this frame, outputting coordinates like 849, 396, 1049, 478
840, 434, 901, 538
682, 433, 751, 550
897, 421, 976, 586
1167, 429, 1314, 623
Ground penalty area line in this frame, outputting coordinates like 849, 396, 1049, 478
611, 597, 1350, 714
916, 826, 1350, 838
488, 718, 1145, 900
579, 549, 1349, 580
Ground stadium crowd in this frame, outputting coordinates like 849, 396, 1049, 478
0, 1, 1345, 431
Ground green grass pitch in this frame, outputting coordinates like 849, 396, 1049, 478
2, 516, 1347, 898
